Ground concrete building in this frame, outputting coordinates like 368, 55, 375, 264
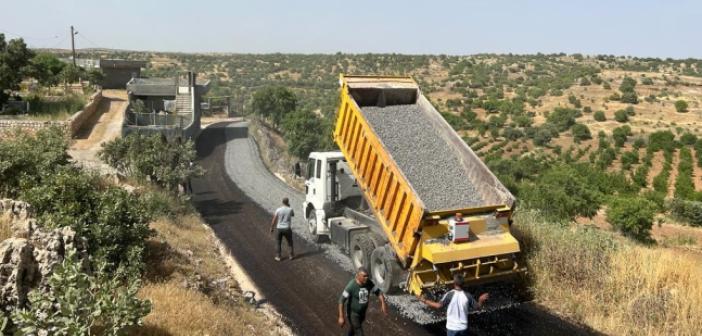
100, 59, 147, 89
124, 72, 209, 140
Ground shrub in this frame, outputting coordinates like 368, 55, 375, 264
0, 127, 69, 197
522, 164, 602, 220
620, 150, 639, 170
614, 109, 629, 123
625, 106, 635, 116
612, 125, 632, 147
648, 130, 676, 152
594, 110, 606, 121
632, 164, 649, 187
680, 133, 697, 146
669, 198, 702, 227
607, 196, 655, 242
620, 91, 639, 104
674, 147, 694, 200
633, 137, 646, 149
675, 100, 688, 113
11, 252, 151, 335
640, 77, 654, 85
571, 123, 592, 143
99, 134, 201, 191
546, 107, 580, 132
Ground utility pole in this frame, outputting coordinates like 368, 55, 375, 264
70, 26, 77, 67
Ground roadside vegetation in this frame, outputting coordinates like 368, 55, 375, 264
98, 134, 285, 335
517, 210, 701, 335
0, 127, 151, 334
0, 34, 101, 120
0, 128, 283, 335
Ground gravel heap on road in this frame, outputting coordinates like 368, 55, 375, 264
361, 104, 483, 212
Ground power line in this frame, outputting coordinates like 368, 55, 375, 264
46, 35, 68, 49
76, 32, 102, 49
0, 28, 61, 42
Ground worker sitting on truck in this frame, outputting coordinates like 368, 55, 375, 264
448, 213, 471, 243
338, 267, 388, 336
419, 274, 488, 336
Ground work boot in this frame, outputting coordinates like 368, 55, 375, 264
274, 256, 281, 262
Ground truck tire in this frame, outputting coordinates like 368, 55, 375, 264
370, 245, 400, 294
349, 234, 374, 271
307, 211, 317, 236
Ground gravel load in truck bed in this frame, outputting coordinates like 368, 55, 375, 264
360, 104, 483, 212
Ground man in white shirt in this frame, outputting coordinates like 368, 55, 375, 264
419, 274, 488, 336
270, 197, 295, 261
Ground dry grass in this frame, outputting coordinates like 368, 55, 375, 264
0, 213, 12, 242
516, 210, 702, 336
135, 281, 277, 336
130, 213, 286, 335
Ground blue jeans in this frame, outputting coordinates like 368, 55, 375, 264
447, 329, 468, 336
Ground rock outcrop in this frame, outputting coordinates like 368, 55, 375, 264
0, 199, 88, 309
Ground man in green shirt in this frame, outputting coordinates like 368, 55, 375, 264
338, 267, 388, 336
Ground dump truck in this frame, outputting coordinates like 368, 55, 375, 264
300, 75, 525, 297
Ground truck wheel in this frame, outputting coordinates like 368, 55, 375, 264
370, 246, 400, 294
350, 234, 373, 271
307, 211, 317, 236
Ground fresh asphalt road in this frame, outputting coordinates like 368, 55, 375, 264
192, 121, 602, 336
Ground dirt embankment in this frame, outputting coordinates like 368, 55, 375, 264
248, 118, 304, 191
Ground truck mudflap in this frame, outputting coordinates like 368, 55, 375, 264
405, 225, 527, 296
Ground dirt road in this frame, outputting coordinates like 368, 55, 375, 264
193, 122, 601, 336
67, 89, 127, 172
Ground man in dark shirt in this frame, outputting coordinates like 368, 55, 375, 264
338, 267, 388, 336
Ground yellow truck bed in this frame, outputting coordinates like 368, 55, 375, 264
333, 75, 524, 295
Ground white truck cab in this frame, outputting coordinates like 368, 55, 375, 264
302, 151, 363, 237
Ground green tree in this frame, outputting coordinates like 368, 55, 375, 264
28, 52, 66, 88
87, 68, 105, 87
281, 109, 325, 158
546, 107, 580, 132
614, 109, 629, 123
606, 196, 655, 242
522, 164, 602, 220
0, 34, 34, 105
612, 125, 632, 147
619, 76, 639, 104
571, 123, 592, 143
60, 64, 83, 91
251, 86, 297, 127
675, 100, 689, 113
594, 110, 606, 122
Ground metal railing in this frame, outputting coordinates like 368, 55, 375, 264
125, 111, 191, 128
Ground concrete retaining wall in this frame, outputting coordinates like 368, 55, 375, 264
67, 91, 103, 136
0, 91, 103, 137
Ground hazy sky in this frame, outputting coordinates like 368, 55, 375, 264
1, 0, 699, 58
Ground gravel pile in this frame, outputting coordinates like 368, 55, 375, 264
361, 104, 483, 212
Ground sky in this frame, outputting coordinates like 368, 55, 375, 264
1, 0, 699, 58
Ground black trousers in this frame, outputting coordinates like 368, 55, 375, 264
346, 313, 364, 336
276, 228, 294, 257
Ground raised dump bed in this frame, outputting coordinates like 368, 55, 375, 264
334, 75, 522, 295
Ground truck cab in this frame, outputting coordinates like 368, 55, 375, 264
302, 151, 363, 237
